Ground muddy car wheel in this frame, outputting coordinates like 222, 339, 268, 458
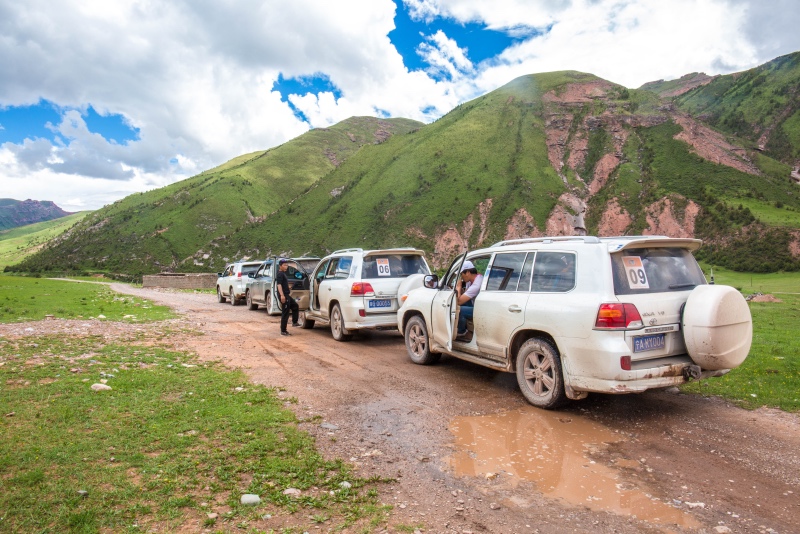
516, 338, 566, 409
404, 316, 440, 365
265, 292, 273, 313
229, 287, 238, 306
330, 304, 352, 342
246, 290, 258, 310
299, 311, 315, 329
217, 287, 226, 303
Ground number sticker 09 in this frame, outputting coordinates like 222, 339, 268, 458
623, 256, 649, 289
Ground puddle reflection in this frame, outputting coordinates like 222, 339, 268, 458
448, 408, 699, 528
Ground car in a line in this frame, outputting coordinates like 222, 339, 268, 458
216, 260, 263, 305
300, 248, 432, 341
397, 235, 753, 409
244, 257, 317, 315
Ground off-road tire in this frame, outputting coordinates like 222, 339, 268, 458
246, 290, 258, 310
404, 315, 441, 365
299, 311, 315, 329
515, 338, 567, 409
217, 287, 226, 303
229, 287, 238, 306
330, 304, 352, 342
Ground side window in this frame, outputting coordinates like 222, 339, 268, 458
325, 259, 339, 279
518, 253, 535, 292
335, 256, 352, 279
223, 266, 232, 277
486, 252, 528, 291
326, 257, 352, 279
532, 252, 576, 292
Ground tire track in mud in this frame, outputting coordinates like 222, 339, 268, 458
109, 286, 800, 534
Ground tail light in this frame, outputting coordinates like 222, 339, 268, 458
594, 303, 643, 329
237, 272, 242, 278
350, 282, 375, 296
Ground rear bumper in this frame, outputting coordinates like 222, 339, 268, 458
569, 367, 730, 394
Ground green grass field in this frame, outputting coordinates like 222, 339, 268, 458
683, 266, 800, 411
0, 275, 174, 322
0, 276, 392, 532
0, 212, 89, 270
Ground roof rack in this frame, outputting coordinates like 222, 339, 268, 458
491, 236, 601, 247
331, 248, 363, 254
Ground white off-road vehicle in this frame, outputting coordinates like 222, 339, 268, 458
216, 260, 262, 305
302, 248, 431, 341
397, 236, 752, 409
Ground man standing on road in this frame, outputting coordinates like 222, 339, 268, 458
276, 258, 300, 336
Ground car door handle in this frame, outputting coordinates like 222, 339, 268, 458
508, 305, 522, 313
441, 302, 449, 307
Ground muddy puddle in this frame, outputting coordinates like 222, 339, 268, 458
447, 408, 700, 529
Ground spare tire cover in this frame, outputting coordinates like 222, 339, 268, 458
682, 285, 752, 370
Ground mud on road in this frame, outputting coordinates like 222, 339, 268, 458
110, 286, 800, 532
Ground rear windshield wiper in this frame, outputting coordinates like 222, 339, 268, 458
669, 283, 697, 290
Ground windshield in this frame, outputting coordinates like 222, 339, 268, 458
361, 254, 430, 279
611, 247, 706, 295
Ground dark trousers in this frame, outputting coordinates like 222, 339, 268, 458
280, 295, 299, 332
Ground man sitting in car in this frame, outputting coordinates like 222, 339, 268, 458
455, 260, 483, 341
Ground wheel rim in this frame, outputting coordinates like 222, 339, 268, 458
217, 288, 223, 301
265, 292, 271, 310
522, 351, 556, 398
408, 322, 426, 356
332, 307, 342, 337
230, 288, 235, 304
246, 291, 251, 306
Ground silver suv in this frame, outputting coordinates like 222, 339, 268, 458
397, 236, 752, 409
302, 248, 431, 341
216, 261, 262, 305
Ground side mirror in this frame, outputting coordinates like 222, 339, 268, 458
423, 274, 439, 289
248, 273, 255, 278
217, 272, 223, 277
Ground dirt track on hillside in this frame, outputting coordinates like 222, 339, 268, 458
74, 286, 800, 532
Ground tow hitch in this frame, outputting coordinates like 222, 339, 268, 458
682, 364, 702, 381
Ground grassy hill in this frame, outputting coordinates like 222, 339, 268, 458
0, 212, 89, 270
674, 51, 800, 164
11, 53, 800, 276
12, 117, 421, 275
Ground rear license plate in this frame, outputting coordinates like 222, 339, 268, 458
368, 299, 392, 309
633, 333, 665, 353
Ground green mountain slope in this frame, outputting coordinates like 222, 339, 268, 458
674, 51, 800, 164
0, 212, 90, 270
13, 117, 421, 274
12, 53, 800, 276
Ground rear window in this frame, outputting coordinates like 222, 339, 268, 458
240, 264, 261, 276
361, 254, 430, 279
611, 247, 706, 295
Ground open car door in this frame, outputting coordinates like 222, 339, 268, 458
430, 253, 467, 352
270, 259, 311, 312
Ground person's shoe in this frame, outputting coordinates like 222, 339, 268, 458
455, 330, 472, 342
280, 331, 291, 336
291, 322, 301, 327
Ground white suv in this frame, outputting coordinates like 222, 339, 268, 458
397, 236, 752, 409
216, 261, 262, 305
302, 248, 431, 341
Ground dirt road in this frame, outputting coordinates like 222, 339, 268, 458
114, 285, 800, 534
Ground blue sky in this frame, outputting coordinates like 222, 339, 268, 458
1, 0, 798, 211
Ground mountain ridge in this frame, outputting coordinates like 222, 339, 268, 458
0, 199, 73, 231
11, 52, 800, 275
